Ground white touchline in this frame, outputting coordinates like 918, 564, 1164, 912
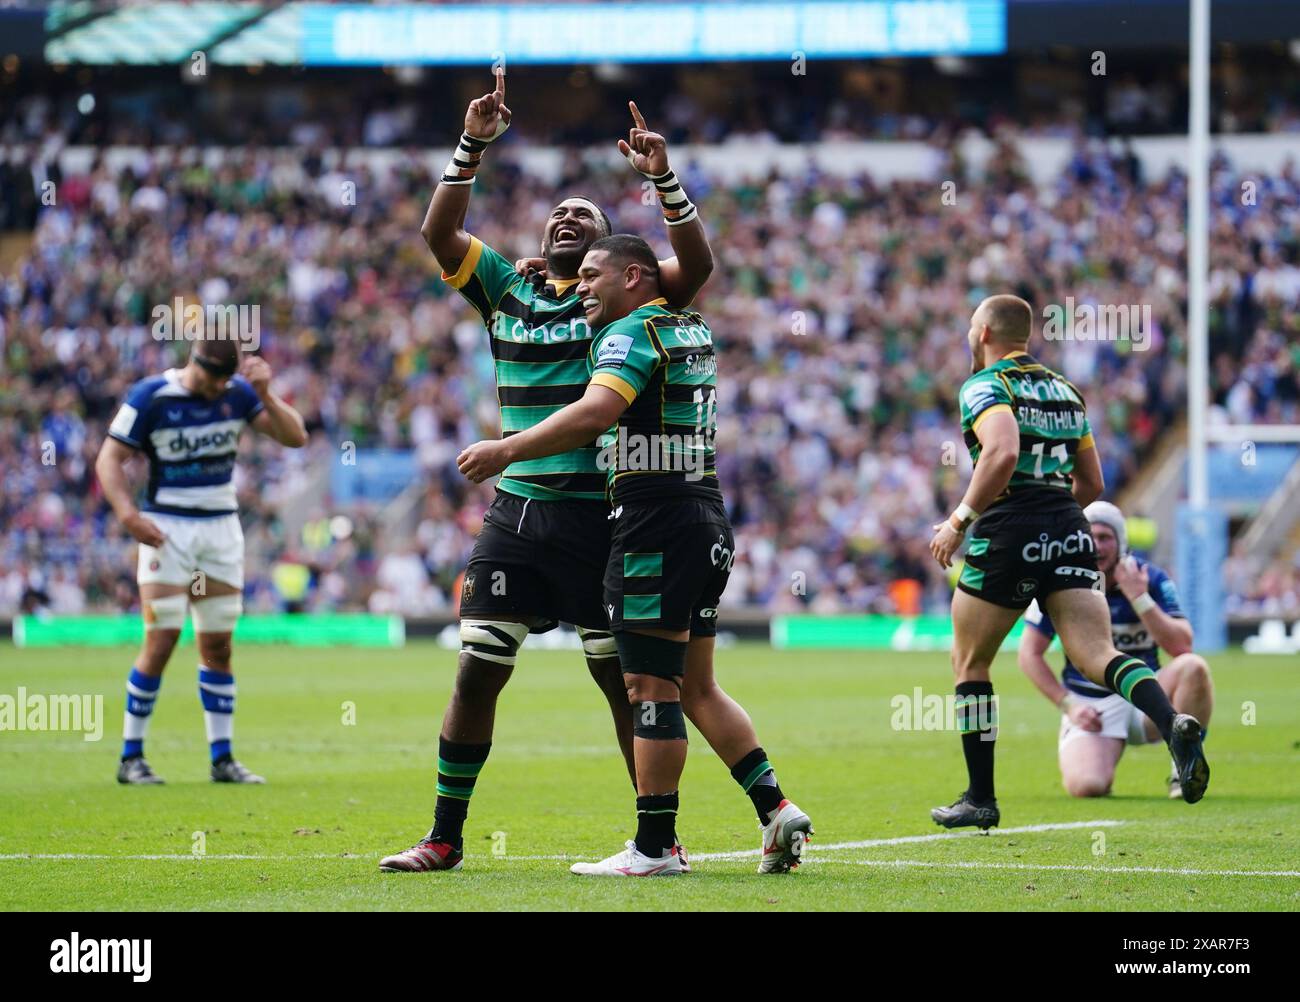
809, 859, 1300, 879
689, 819, 1126, 860
0, 853, 361, 860
0, 822, 1124, 863
9, 820, 1296, 878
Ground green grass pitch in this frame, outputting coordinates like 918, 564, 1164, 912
0, 640, 1296, 911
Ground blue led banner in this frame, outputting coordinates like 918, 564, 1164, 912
300, 2, 1008, 65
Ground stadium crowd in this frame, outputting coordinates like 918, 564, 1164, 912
1, 120, 1298, 618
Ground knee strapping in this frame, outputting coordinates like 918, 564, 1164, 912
615, 631, 687, 679
633, 699, 687, 740
576, 626, 619, 659
460, 620, 531, 667
191, 593, 243, 633
144, 592, 188, 631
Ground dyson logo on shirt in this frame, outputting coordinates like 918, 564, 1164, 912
151, 420, 243, 460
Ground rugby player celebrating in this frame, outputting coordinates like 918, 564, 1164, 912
380, 71, 717, 872
1019, 501, 1215, 799
927, 295, 1209, 829
459, 235, 812, 875
96, 336, 307, 784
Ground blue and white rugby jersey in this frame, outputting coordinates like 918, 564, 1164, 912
107, 368, 263, 518
1023, 558, 1186, 697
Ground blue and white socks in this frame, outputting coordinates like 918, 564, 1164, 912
198, 667, 236, 763
122, 667, 161, 760
121, 665, 239, 763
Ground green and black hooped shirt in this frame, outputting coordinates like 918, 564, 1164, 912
957, 350, 1095, 511
587, 299, 721, 506
444, 235, 606, 502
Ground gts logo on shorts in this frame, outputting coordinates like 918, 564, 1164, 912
1022, 529, 1095, 563
1055, 565, 1104, 591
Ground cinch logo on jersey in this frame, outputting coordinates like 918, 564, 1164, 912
1022, 529, 1096, 562
596, 427, 708, 481
506, 316, 591, 344
49, 933, 151, 982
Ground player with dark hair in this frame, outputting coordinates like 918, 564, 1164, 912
926, 294, 1208, 829
1019, 501, 1215, 799
458, 235, 812, 875
379, 70, 717, 872
96, 334, 307, 784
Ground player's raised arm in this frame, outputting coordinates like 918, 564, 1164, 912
1113, 558, 1195, 657
619, 101, 713, 308
421, 67, 512, 275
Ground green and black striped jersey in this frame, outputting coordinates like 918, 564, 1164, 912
588, 300, 721, 505
958, 351, 1095, 508
444, 236, 605, 502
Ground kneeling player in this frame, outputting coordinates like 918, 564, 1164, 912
927, 295, 1208, 829
1019, 501, 1214, 798
459, 235, 812, 874
95, 337, 308, 784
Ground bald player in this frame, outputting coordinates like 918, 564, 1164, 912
926, 295, 1209, 829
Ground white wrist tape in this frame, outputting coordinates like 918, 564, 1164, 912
950, 502, 979, 532
442, 128, 506, 186
636, 164, 697, 226
1131, 592, 1156, 615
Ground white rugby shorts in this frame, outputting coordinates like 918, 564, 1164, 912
136, 512, 245, 591
1059, 691, 1155, 748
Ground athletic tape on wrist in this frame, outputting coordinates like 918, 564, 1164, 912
1130, 592, 1156, 615
950, 502, 979, 533
635, 164, 697, 226
441, 130, 502, 186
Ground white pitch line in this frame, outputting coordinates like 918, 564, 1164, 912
807, 858, 1300, 879
689, 819, 1126, 861
0, 853, 361, 861
0, 820, 1125, 864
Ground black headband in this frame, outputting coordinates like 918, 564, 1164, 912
193, 352, 239, 378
